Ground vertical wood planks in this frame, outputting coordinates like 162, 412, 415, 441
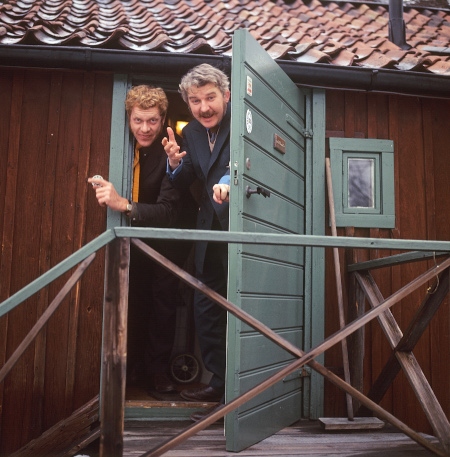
100, 237, 130, 457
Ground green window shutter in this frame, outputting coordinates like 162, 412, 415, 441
329, 138, 395, 228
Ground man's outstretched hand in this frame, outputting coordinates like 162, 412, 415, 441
87, 176, 129, 212
162, 127, 186, 170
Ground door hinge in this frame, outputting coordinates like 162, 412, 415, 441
286, 114, 313, 138
302, 128, 313, 138
282, 367, 311, 382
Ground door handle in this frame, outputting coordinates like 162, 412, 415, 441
246, 185, 271, 199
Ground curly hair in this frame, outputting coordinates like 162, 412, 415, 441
125, 85, 168, 118
178, 64, 230, 103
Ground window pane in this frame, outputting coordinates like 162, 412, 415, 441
348, 158, 374, 208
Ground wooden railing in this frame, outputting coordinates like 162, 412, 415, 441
1, 228, 449, 456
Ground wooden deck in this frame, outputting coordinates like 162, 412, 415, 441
118, 386, 441, 457
121, 419, 440, 456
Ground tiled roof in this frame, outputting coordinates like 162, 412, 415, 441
1, 0, 449, 75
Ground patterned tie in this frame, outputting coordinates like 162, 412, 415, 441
208, 129, 218, 152
132, 143, 141, 201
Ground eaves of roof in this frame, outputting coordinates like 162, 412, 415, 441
2, 43, 449, 99
1, 0, 450, 98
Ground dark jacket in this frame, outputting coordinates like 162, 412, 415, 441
129, 131, 198, 263
169, 104, 231, 272
129, 132, 197, 230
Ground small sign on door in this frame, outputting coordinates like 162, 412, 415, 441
273, 133, 286, 154
246, 75, 253, 96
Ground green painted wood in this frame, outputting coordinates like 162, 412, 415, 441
236, 364, 305, 412
241, 176, 305, 233
235, 390, 303, 439
235, 99, 307, 176
329, 137, 395, 228
239, 297, 305, 332
0, 230, 115, 318
225, 29, 316, 452
303, 88, 326, 420
108, 74, 132, 230
348, 251, 450, 272
114, 227, 450, 252
238, 330, 304, 372
239, 257, 304, 295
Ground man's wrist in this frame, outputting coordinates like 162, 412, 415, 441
169, 158, 182, 171
124, 199, 133, 214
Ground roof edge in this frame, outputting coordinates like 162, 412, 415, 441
1, 45, 449, 99
278, 60, 450, 99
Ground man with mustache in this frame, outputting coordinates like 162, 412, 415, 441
163, 64, 231, 421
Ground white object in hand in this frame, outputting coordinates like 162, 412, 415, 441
91, 175, 103, 187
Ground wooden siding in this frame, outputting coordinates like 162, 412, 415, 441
323, 90, 450, 435
0, 68, 112, 454
0, 66, 449, 454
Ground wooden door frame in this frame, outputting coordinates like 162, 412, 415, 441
304, 88, 326, 419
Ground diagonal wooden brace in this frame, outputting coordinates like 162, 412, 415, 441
131, 239, 450, 457
354, 269, 450, 451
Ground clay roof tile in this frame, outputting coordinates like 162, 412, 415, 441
0, 0, 449, 74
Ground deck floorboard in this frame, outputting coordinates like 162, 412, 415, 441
122, 419, 439, 456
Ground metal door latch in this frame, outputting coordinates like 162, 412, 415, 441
246, 185, 271, 198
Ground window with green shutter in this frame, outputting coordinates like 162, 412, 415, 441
329, 138, 395, 228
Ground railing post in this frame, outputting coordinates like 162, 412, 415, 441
100, 237, 130, 457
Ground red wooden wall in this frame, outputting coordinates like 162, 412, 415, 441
0, 68, 112, 454
323, 90, 450, 435
0, 67, 448, 453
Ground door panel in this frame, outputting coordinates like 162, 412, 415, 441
238, 109, 306, 174
226, 29, 315, 451
239, 297, 304, 332
239, 331, 304, 372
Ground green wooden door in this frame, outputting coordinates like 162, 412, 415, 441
225, 30, 325, 451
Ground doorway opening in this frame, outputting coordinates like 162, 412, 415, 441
124, 89, 214, 419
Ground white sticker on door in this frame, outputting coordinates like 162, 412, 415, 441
246, 75, 253, 96
246, 109, 253, 134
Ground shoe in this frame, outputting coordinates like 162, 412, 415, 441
180, 385, 223, 402
150, 373, 176, 393
190, 403, 225, 422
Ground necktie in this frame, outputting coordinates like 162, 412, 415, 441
208, 128, 219, 152
132, 143, 141, 201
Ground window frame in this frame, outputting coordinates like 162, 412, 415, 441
329, 137, 395, 228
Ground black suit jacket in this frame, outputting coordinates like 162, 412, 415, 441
130, 132, 196, 229
169, 104, 231, 273
130, 132, 198, 262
